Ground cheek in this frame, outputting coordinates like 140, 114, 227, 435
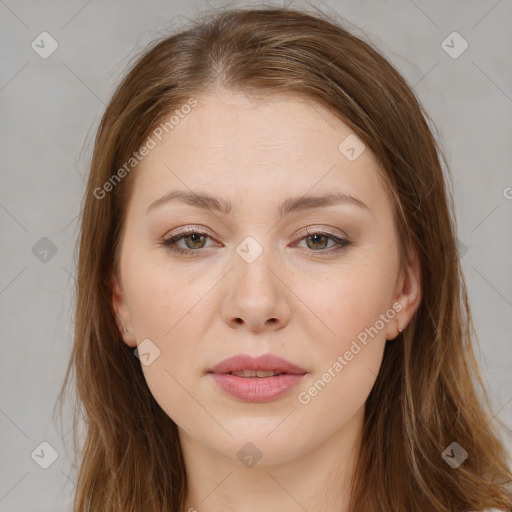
124, 247, 207, 339
298, 256, 398, 351
122, 253, 216, 421
292, 270, 392, 440
292, 254, 397, 409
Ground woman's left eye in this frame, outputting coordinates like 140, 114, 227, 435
161, 229, 350, 256
295, 231, 350, 252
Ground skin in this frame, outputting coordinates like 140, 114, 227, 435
111, 90, 422, 512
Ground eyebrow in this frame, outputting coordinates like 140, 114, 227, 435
145, 189, 370, 217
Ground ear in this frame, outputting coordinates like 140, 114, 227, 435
110, 271, 137, 348
386, 247, 422, 340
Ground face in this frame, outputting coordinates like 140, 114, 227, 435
111, 90, 421, 466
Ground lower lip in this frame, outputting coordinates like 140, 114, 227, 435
209, 373, 306, 403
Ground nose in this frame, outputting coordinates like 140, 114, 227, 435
220, 252, 291, 334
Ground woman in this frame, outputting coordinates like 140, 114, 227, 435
57, 5, 512, 511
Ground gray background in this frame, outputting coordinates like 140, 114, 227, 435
1, 0, 511, 510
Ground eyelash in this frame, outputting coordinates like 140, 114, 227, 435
160, 227, 351, 257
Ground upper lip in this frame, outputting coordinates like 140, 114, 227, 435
208, 354, 307, 375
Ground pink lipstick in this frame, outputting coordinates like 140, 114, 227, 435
208, 353, 307, 403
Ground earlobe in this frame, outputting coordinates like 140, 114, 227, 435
387, 248, 422, 340
109, 272, 137, 347
402, 248, 422, 311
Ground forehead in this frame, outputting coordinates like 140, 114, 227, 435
129, 91, 389, 216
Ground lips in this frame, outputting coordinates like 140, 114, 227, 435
208, 353, 307, 376
208, 354, 307, 403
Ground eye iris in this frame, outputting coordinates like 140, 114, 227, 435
184, 233, 206, 249
306, 234, 328, 250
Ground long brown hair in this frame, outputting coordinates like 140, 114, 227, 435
55, 4, 512, 511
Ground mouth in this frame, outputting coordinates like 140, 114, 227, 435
224, 369, 288, 378
207, 353, 307, 403
208, 353, 307, 376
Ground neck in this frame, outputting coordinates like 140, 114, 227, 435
180, 406, 364, 512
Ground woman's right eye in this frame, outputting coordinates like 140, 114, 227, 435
161, 230, 216, 256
